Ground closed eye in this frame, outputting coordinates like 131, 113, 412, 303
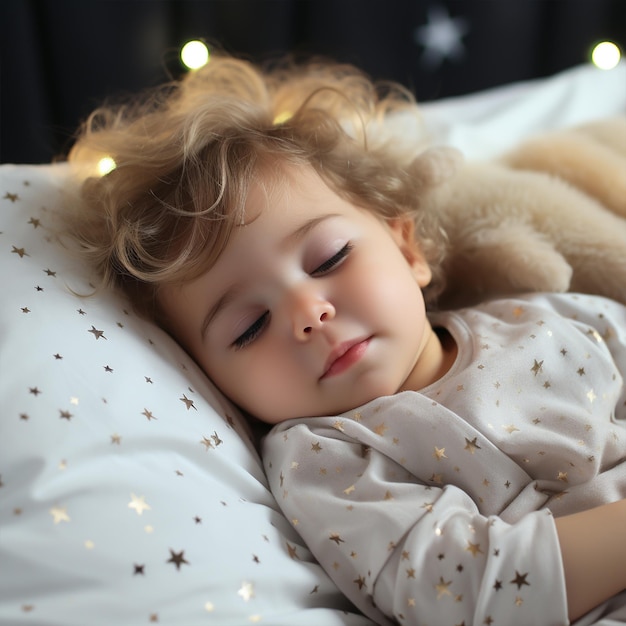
232, 311, 269, 349
311, 242, 353, 275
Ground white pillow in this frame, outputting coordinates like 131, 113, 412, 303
419, 62, 626, 159
0, 163, 373, 625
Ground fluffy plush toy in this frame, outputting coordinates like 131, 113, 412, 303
418, 116, 626, 308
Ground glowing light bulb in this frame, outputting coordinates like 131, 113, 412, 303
180, 40, 210, 70
591, 41, 621, 70
273, 111, 293, 125
97, 156, 116, 176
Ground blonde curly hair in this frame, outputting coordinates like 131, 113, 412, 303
66, 52, 448, 322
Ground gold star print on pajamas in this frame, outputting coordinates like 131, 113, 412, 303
264, 293, 626, 626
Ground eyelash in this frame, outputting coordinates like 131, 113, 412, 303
311, 242, 353, 275
231, 242, 353, 350
233, 311, 269, 350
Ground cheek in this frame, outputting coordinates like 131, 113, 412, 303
350, 249, 422, 312
202, 346, 296, 422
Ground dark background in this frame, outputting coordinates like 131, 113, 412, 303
1, 0, 625, 164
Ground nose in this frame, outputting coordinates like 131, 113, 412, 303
290, 290, 335, 341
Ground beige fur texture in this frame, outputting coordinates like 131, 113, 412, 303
418, 116, 626, 308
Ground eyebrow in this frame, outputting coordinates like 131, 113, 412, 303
200, 213, 341, 340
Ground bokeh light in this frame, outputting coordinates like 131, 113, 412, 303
97, 156, 116, 176
591, 41, 621, 70
180, 40, 210, 70
273, 111, 293, 125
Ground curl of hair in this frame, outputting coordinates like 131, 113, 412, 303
66, 53, 448, 321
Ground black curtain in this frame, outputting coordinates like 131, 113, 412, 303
2, 0, 625, 164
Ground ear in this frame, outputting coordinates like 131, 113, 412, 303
388, 217, 432, 288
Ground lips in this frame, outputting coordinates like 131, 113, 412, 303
320, 337, 372, 380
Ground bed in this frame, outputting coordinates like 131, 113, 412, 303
1, 62, 625, 625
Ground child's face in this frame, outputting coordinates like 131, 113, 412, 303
159, 164, 438, 423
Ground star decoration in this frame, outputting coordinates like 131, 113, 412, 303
466, 541, 484, 557
354, 575, 367, 590
180, 394, 196, 410
88, 326, 106, 340
142, 409, 156, 421
134, 564, 145, 575
531, 359, 544, 376
374, 422, 388, 436
464, 437, 481, 453
311, 442, 322, 453
435, 576, 453, 599
11, 246, 28, 258
329, 532, 345, 545
50, 505, 70, 524
414, 5, 469, 67
434, 446, 447, 460
200, 436, 214, 451
128, 493, 151, 515
286, 542, 299, 559
237, 581, 255, 602
510, 570, 530, 589
167, 549, 189, 570
4, 192, 19, 202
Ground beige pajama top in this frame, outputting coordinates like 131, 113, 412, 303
263, 293, 626, 625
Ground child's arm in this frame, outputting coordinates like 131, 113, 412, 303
264, 418, 571, 625
556, 499, 626, 621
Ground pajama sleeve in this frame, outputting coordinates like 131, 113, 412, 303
263, 407, 569, 626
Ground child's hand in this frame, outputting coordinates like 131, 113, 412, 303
556, 499, 626, 620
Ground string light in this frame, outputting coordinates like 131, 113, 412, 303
273, 111, 293, 125
180, 40, 210, 70
97, 156, 116, 176
591, 41, 621, 70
